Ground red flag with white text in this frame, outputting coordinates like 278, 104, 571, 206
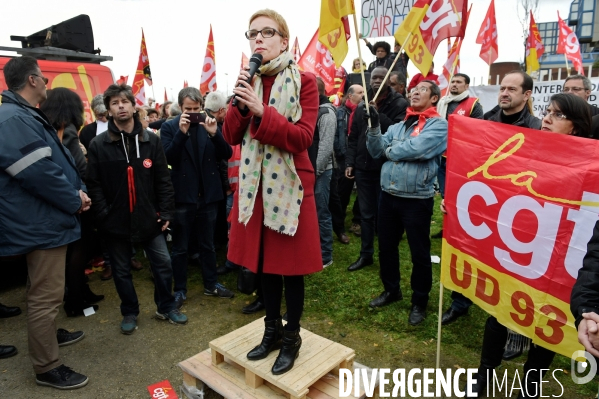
476, 0, 498, 65
298, 30, 338, 95
241, 52, 249, 69
393, 0, 468, 76
200, 25, 217, 94
117, 75, 128, 85
557, 13, 584, 75
292, 37, 302, 64
438, 38, 462, 96
132, 29, 152, 106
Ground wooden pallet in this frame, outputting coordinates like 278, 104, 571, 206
180, 349, 377, 399
179, 317, 369, 399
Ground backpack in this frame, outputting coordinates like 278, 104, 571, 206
308, 104, 335, 172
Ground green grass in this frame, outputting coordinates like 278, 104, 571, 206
303, 193, 596, 398
213, 192, 597, 398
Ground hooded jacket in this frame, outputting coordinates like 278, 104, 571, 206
86, 117, 175, 242
0, 90, 82, 255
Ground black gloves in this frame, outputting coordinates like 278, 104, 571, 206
360, 103, 379, 129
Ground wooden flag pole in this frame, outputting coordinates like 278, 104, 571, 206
371, 32, 412, 103
564, 54, 571, 76
351, 10, 371, 127
436, 282, 444, 369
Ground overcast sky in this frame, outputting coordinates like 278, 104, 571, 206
0, 0, 571, 102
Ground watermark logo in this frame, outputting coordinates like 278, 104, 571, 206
571, 350, 597, 385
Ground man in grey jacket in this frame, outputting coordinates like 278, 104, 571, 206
365, 80, 447, 326
309, 77, 337, 267
0, 56, 90, 389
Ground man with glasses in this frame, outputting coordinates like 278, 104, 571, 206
345, 67, 408, 273
0, 56, 90, 389
365, 80, 447, 326
563, 74, 599, 116
80, 94, 109, 151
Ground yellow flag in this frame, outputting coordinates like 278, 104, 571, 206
318, 0, 354, 67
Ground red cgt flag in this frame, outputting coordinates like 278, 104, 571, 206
132, 29, 152, 106
476, 0, 498, 65
183, 80, 188, 88
116, 75, 128, 85
557, 12, 584, 75
200, 25, 217, 95
393, 0, 468, 76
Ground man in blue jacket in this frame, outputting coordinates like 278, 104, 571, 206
0, 56, 90, 389
160, 87, 233, 308
365, 80, 447, 326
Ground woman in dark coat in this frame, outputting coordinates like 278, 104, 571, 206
40, 88, 104, 316
223, 8, 321, 375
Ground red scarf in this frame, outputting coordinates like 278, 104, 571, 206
346, 100, 358, 136
404, 107, 440, 136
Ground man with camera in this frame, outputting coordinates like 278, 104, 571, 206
160, 87, 234, 309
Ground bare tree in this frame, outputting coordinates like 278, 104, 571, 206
517, 0, 541, 40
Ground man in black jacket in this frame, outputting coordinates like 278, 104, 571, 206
485, 70, 541, 129
572, 219, 599, 359
86, 84, 186, 334
160, 87, 234, 309
345, 67, 408, 272
470, 71, 550, 397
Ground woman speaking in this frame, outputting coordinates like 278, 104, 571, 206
222, 9, 321, 375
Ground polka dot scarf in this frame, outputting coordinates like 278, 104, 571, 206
238, 51, 303, 236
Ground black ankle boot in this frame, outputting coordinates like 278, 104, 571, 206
247, 318, 283, 360
272, 327, 302, 375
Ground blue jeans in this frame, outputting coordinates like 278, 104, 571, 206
378, 192, 434, 307
438, 156, 447, 198
355, 169, 381, 259
105, 233, 175, 316
315, 169, 333, 263
171, 199, 218, 293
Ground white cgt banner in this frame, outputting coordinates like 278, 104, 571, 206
469, 78, 599, 119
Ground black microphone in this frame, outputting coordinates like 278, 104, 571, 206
232, 53, 263, 107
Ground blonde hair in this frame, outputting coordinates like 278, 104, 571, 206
136, 106, 148, 121
249, 9, 290, 51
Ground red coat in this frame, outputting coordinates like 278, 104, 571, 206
223, 72, 323, 276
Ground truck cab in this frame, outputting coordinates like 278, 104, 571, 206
0, 15, 115, 124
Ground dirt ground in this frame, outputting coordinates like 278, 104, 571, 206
0, 262, 424, 399
1, 258, 591, 399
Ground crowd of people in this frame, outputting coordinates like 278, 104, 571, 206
1, 7, 599, 396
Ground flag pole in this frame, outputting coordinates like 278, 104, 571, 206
564, 54, 571, 76
371, 32, 412, 103
436, 282, 444, 368
350, 9, 371, 127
